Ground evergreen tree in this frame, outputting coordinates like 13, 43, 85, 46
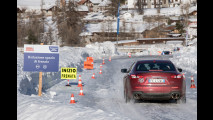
27, 29, 37, 44
107, 0, 125, 17
176, 22, 185, 35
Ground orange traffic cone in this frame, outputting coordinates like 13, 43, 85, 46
109, 56, 111, 61
102, 58, 105, 65
91, 73, 95, 79
78, 75, 82, 87
190, 76, 196, 88
99, 69, 102, 74
79, 87, 84, 96
100, 64, 103, 68
158, 53, 161, 56
70, 94, 76, 104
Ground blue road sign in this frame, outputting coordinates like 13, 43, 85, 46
23, 45, 59, 72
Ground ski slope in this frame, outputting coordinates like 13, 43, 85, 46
17, 41, 197, 120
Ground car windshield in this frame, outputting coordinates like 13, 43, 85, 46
135, 62, 176, 71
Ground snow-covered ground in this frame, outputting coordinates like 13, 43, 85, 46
17, 39, 197, 120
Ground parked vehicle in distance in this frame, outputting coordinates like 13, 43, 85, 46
161, 51, 171, 55
121, 60, 186, 103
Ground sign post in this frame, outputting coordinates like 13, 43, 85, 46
38, 43, 43, 96
38, 71, 42, 96
23, 44, 59, 96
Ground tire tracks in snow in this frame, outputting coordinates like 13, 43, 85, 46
91, 56, 197, 120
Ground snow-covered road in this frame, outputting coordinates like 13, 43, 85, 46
78, 55, 197, 120
18, 54, 197, 120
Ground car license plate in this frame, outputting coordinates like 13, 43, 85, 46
149, 79, 165, 83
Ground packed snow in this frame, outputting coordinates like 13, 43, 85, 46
17, 39, 197, 120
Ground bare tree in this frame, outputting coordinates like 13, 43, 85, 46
55, 0, 85, 46
157, 0, 161, 14
101, 21, 106, 42
154, 15, 164, 37
146, 16, 153, 30
154, 0, 156, 8
17, 20, 25, 46
17, 8, 25, 46
120, 20, 127, 39
47, 26, 54, 44
107, 19, 113, 41
180, 2, 190, 28
107, 0, 120, 18
17, 10, 44, 46
137, 0, 146, 15
130, 22, 135, 39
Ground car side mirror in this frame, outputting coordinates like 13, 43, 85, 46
121, 68, 128, 73
177, 68, 182, 72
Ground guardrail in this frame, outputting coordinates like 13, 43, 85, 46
117, 46, 147, 53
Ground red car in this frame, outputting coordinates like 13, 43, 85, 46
121, 60, 186, 103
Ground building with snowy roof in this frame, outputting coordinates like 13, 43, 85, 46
125, 0, 197, 9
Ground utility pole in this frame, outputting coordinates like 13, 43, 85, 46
116, 1, 120, 46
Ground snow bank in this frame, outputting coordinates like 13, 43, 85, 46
17, 41, 118, 95
170, 39, 197, 74
17, 42, 129, 120
127, 44, 182, 56
85, 41, 118, 59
